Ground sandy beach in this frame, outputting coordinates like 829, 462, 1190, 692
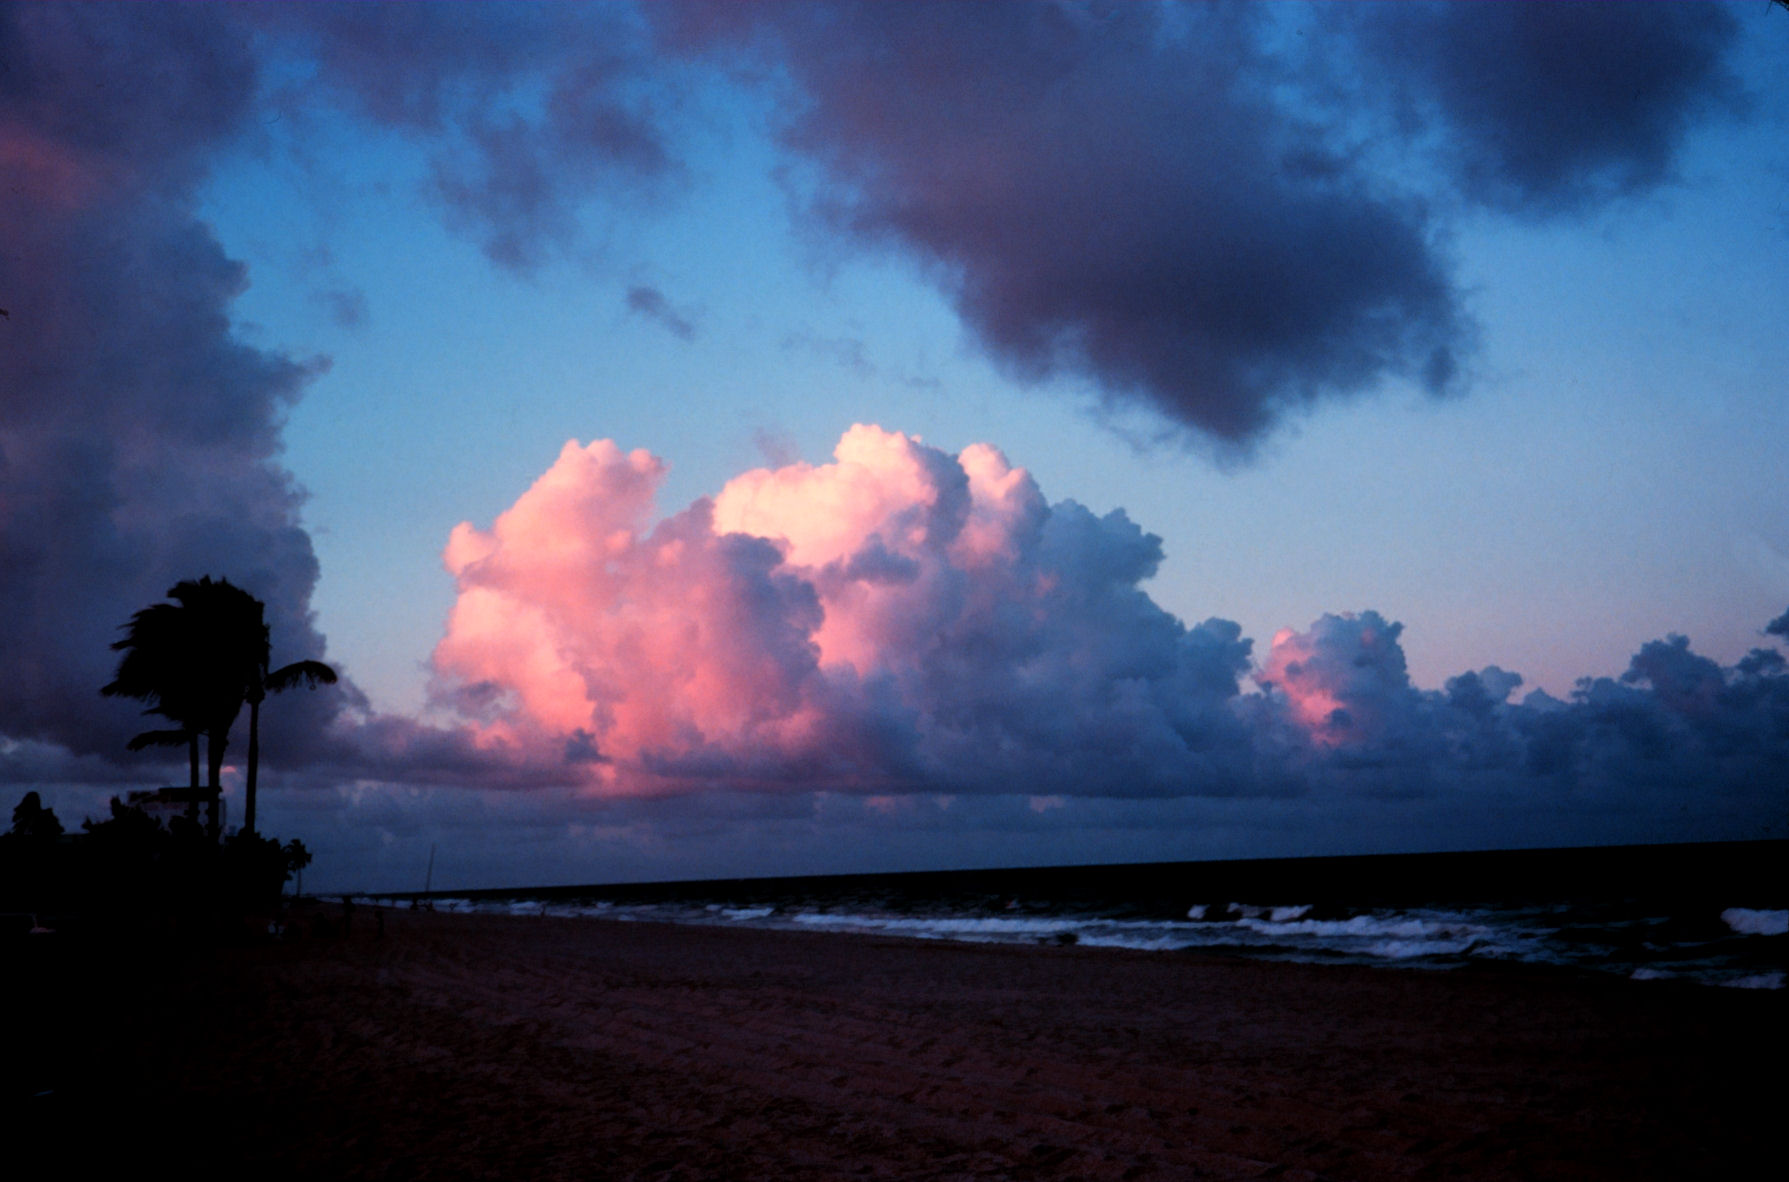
17, 907, 1781, 1180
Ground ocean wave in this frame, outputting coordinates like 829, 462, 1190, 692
1721, 908, 1788, 937
1632, 966, 1785, 990
1238, 913, 1486, 941
791, 911, 1081, 939
377, 876, 1784, 990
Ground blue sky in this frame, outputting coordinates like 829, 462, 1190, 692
3, 3, 1785, 891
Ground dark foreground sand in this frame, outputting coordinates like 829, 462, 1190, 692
12, 907, 1782, 1180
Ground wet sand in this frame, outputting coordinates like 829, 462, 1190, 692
20, 907, 1782, 1179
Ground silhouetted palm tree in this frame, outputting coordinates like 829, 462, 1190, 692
243, 651, 337, 836
103, 600, 205, 793
166, 577, 262, 799
166, 577, 338, 835
104, 577, 334, 836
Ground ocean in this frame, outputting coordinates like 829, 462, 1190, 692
392, 840, 1787, 990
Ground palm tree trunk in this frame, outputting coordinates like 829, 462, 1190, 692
244, 695, 261, 835
187, 731, 201, 824
207, 727, 226, 839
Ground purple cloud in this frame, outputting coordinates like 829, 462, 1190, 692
665, 3, 1465, 446
0, 5, 347, 766
1347, 3, 1745, 214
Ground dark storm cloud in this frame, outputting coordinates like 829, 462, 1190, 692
665, 2, 1465, 446
1346, 3, 1745, 214
0, 4, 346, 766
0, 1, 255, 191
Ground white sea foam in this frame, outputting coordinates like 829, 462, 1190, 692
415, 880, 1783, 990
1721, 907, 1788, 937
1365, 939, 1465, 960
776, 906, 1506, 962
791, 912, 1079, 940
1225, 903, 1316, 923
1078, 931, 1192, 952
1239, 913, 1483, 941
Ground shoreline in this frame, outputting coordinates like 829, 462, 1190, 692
21, 907, 1784, 1179
340, 839, 1789, 996
367, 837, 1789, 910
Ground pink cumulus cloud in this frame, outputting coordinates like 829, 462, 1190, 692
1257, 611, 1412, 748
432, 425, 1256, 797
435, 434, 862, 791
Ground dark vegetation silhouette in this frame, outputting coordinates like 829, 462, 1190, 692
102, 576, 336, 836
0, 577, 332, 936
0, 791, 311, 935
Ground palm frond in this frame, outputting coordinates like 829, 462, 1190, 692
126, 728, 194, 752
266, 659, 339, 693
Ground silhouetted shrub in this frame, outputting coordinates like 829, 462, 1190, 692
0, 793, 312, 936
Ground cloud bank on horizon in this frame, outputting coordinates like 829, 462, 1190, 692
427, 424, 1787, 817
2, 3, 1783, 881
